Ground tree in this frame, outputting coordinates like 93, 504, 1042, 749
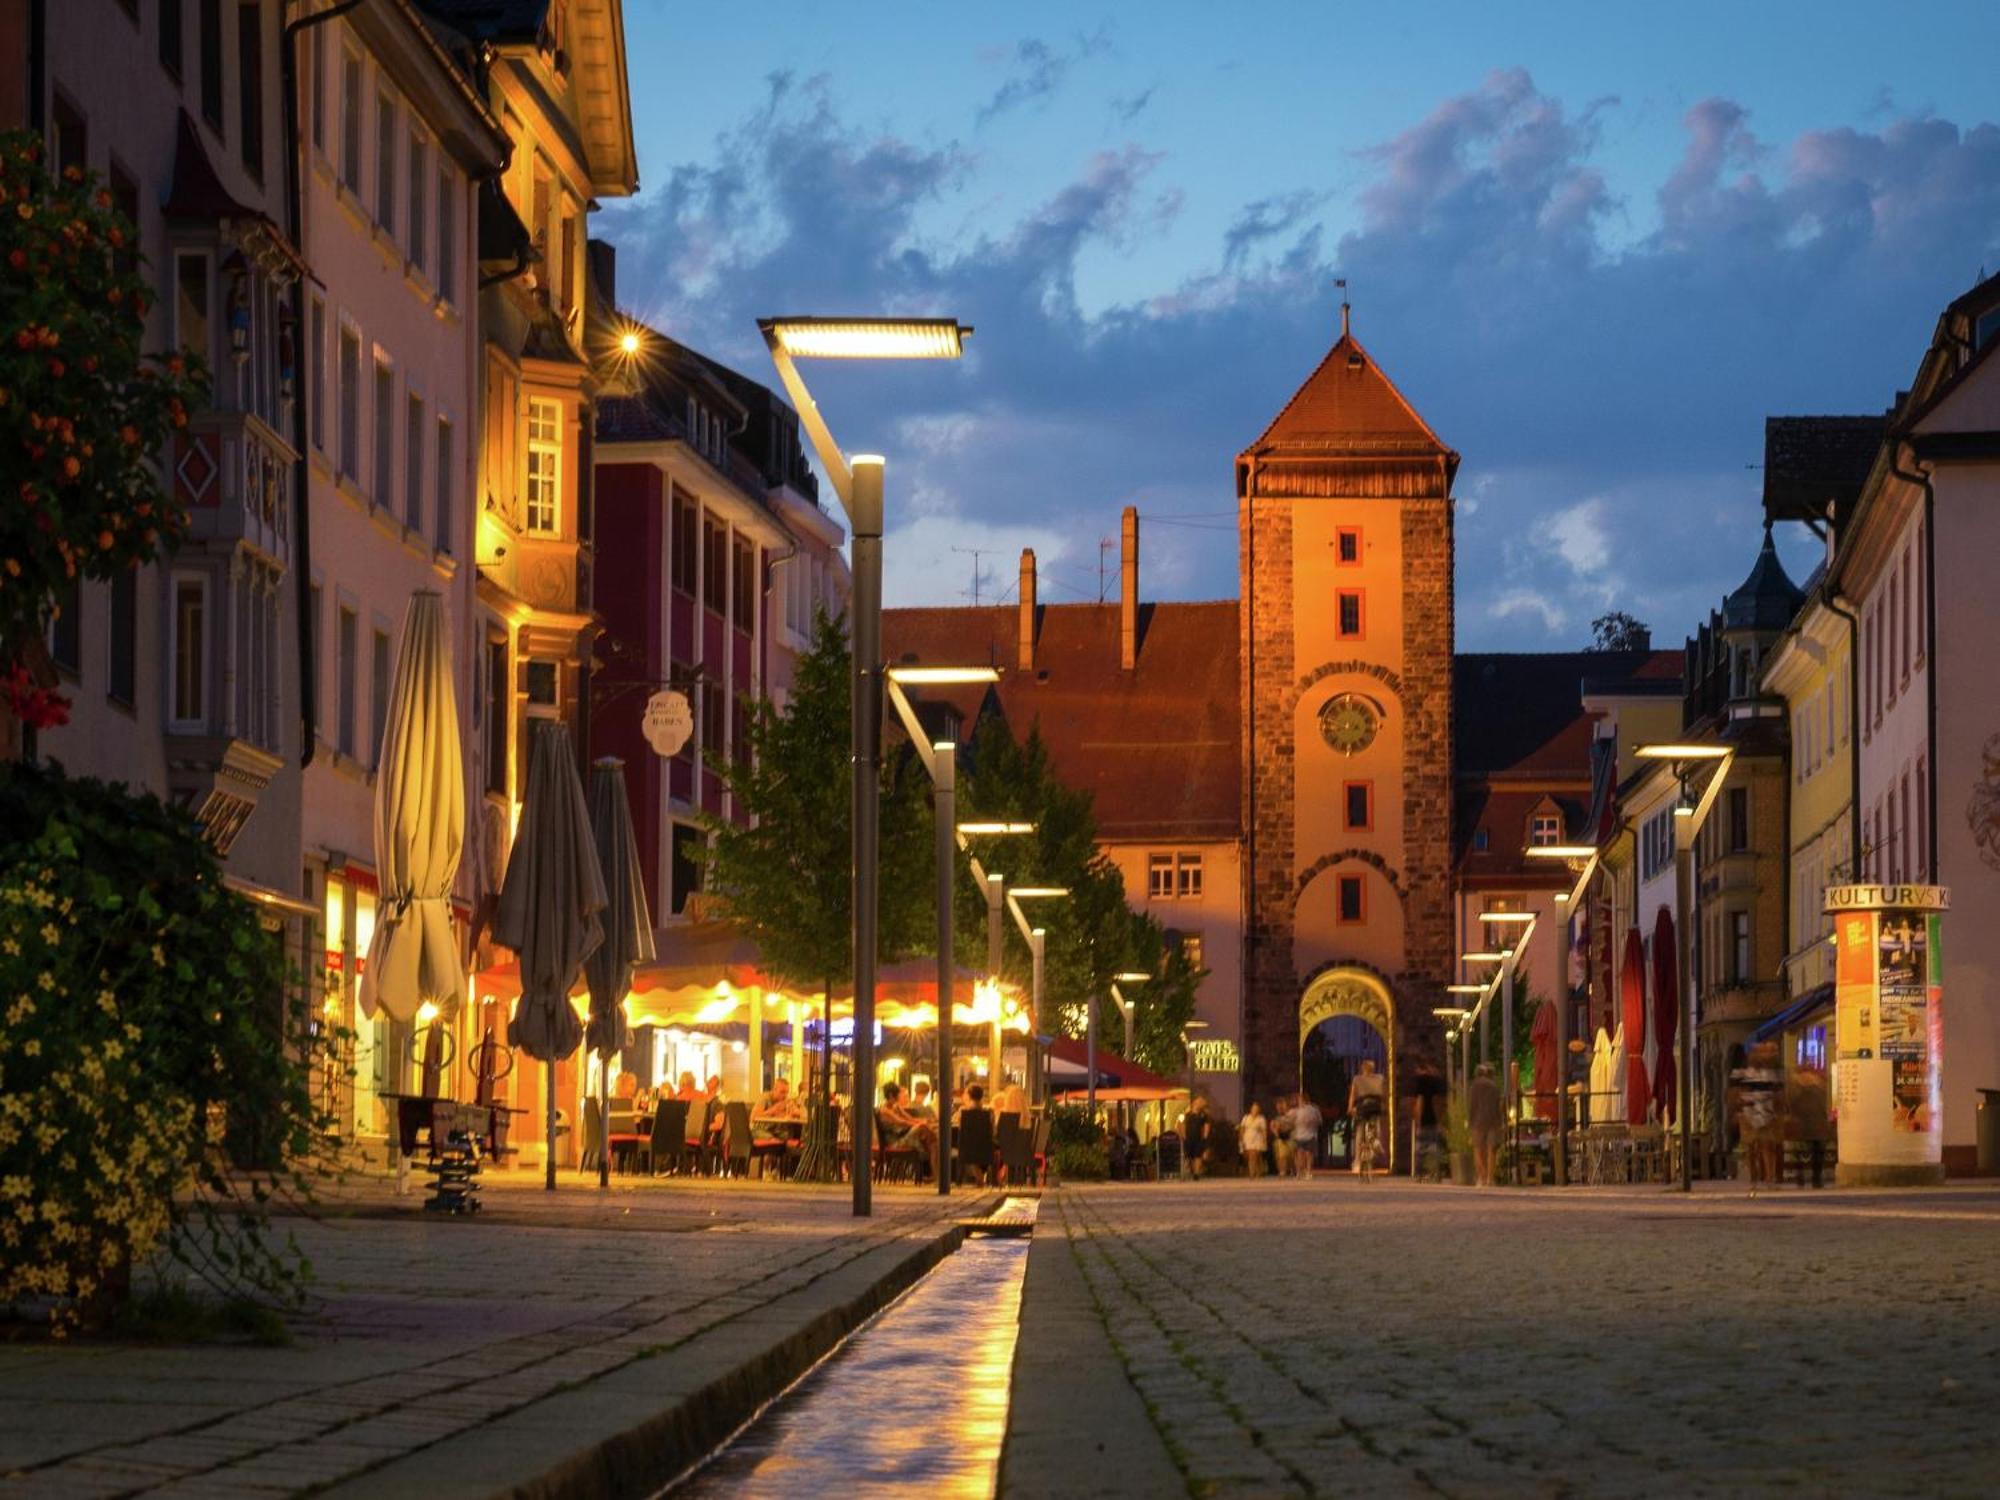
0, 132, 208, 733
954, 715, 1199, 1075
1588, 611, 1651, 652
701, 611, 933, 999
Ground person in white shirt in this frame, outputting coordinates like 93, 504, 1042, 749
1238, 1102, 1269, 1177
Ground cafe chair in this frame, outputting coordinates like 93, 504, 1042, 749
721, 1101, 755, 1178
996, 1111, 1032, 1186
607, 1103, 645, 1175
956, 1106, 996, 1186
649, 1098, 690, 1176
873, 1109, 923, 1183
579, 1098, 604, 1173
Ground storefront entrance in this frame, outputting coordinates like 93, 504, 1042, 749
1299, 970, 1395, 1169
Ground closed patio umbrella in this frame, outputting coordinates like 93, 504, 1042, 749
1530, 996, 1558, 1122
359, 592, 466, 1035
1620, 928, 1651, 1124
494, 720, 607, 1190
1651, 906, 1678, 1124
586, 758, 655, 1189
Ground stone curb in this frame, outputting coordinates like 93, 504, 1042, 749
315, 1202, 995, 1500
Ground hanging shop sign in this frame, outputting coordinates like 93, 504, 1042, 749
642, 690, 694, 757
1188, 1037, 1241, 1073
1827, 883, 1947, 1185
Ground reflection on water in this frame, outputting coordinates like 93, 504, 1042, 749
674, 1215, 1032, 1498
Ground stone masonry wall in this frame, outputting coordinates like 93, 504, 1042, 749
1241, 496, 1298, 1105
1396, 495, 1455, 1072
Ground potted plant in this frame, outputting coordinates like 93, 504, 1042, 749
1443, 1096, 1475, 1185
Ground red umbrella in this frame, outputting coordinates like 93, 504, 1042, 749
1530, 997, 1558, 1122
1620, 928, 1651, 1124
1651, 906, 1678, 1122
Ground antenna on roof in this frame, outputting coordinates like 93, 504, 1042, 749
951, 545, 996, 606
1097, 537, 1115, 603
1336, 277, 1350, 339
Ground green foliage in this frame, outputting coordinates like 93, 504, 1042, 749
1050, 1140, 1109, 1181
702, 610, 934, 992
955, 715, 1199, 1073
1441, 1093, 1471, 1156
0, 131, 209, 664
0, 762, 336, 1332
1046, 1102, 1105, 1150
1511, 982, 1545, 1091
1589, 611, 1651, 652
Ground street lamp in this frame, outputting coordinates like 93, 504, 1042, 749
1480, 912, 1540, 1186
1007, 887, 1068, 1096
1460, 949, 1509, 1069
761, 315, 972, 1218
1525, 841, 1604, 1187
1635, 742, 1734, 1192
883, 664, 1002, 1199
1111, 971, 1152, 1058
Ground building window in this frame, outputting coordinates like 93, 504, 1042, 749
335, 605, 357, 756
702, 514, 728, 612
404, 392, 424, 531
370, 629, 390, 767
237, 3, 263, 180
306, 17, 324, 152
372, 358, 395, 506
172, 574, 208, 726
337, 325, 361, 481
524, 659, 558, 712
160, 0, 184, 77
670, 824, 704, 916
1180, 932, 1204, 971
731, 535, 755, 632
1335, 527, 1361, 565
1727, 786, 1749, 853
524, 398, 561, 535
1916, 757, 1928, 880
671, 487, 698, 594
375, 92, 397, 233
435, 417, 454, 552
1900, 769, 1913, 884
1730, 911, 1751, 984
306, 295, 325, 452
1147, 853, 1173, 898
197, 0, 223, 130
1336, 589, 1364, 639
48, 578, 80, 675
308, 582, 322, 728
1472, 828, 1489, 852
484, 638, 509, 796
107, 568, 136, 706
1529, 813, 1562, 847
174, 252, 210, 362
50, 92, 86, 181
1343, 781, 1372, 831
339, 50, 362, 194
407, 133, 428, 274
701, 678, 725, 759
732, 693, 754, 771
1176, 853, 1203, 899
1337, 874, 1365, 924
436, 168, 457, 303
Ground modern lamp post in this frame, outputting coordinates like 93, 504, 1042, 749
1526, 841, 1608, 1187
1633, 744, 1735, 1193
1111, 972, 1152, 1058
760, 317, 972, 1218
1480, 911, 1538, 1184
1007, 887, 1068, 1097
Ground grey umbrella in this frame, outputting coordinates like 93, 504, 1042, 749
494, 720, 607, 1190
586, 757, 657, 1188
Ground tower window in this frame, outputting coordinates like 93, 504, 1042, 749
1336, 527, 1361, 565
1336, 874, 1365, 924
1336, 590, 1364, 639
1343, 780, 1373, 831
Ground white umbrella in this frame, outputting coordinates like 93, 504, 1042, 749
360, 591, 465, 1029
494, 719, 607, 1189
586, 757, 655, 1188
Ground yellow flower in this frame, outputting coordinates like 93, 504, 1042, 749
36, 973, 54, 993
1, 938, 17, 956
151, 944, 166, 967
22, 1040, 39, 1057
39, 923, 58, 945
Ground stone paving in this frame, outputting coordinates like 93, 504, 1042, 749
1042, 1178, 2000, 1498
0, 1172, 970, 1498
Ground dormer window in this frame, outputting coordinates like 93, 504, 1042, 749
1529, 813, 1562, 847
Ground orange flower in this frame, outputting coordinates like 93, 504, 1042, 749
62, 457, 81, 480
120, 425, 139, 446
97, 530, 114, 550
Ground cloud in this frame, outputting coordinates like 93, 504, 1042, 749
602, 68, 2000, 648
976, 33, 1112, 127
1110, 86, 1156, 125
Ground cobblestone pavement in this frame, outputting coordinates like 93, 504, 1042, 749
1049, 1179, 2000, 1498
0, 1173, 966, 1498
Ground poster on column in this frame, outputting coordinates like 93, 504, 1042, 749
1833, 910, 1877, 1060
1875, 912, 1930, 1133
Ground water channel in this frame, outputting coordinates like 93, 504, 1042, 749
669, 1203, 1035, 1498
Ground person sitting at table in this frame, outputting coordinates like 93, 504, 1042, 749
754, 1078, 802, 1142
908, 1079, 938, 1124
994, 1082, 1028, 1117
877, 1082, 936, 1175
702, 1075, 729, 1151
675, 1071, 700, 1103
952, 1082, 986, 1124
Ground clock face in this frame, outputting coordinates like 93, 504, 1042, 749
1318, 693, 1379, 755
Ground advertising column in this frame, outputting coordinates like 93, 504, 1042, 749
1827, 884, 1949, 1186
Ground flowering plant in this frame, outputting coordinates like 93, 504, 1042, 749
0, 763, 337, 1333
0, 130, 208, 695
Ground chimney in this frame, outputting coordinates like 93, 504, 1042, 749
1018, 549, 1037, 671
1120, 506, 1139, 671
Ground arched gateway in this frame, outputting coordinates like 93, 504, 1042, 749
1299, 968, 1395, 1168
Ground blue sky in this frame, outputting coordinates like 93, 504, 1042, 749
604, 2, 2000, 648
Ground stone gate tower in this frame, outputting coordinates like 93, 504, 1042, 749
1237, 308, 1457, 1114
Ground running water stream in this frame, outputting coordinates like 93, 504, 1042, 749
670, 1200, 1036, 1498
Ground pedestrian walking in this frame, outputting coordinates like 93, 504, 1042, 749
1467, 1063, 1503, 1187
1290, 1095, 1324, 1179
1785, 1065, 1831, 1189
1730, 1041, 1785, 1192
1272, 1096, 1295, 1178
1348, 1059, 1388, 1180
1183, 1096, 1212, 1180
1239, 1102, 1268, 1178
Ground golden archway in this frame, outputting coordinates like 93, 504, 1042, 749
1299, 968, 1396, 1167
